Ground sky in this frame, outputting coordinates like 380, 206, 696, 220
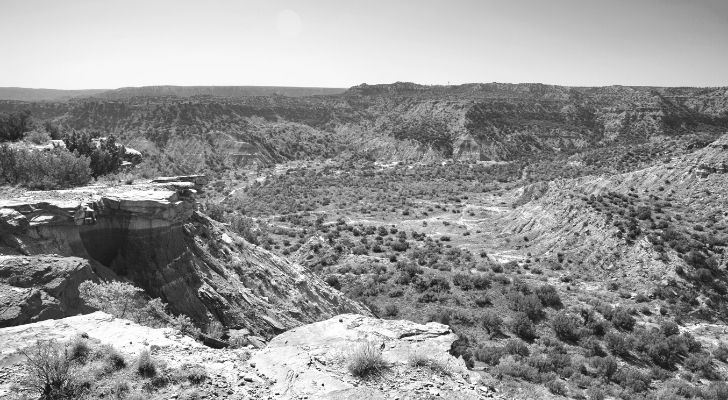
1, 0, 727, 89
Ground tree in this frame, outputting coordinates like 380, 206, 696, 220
78, 281, 198, 335
0, 110, 32, 141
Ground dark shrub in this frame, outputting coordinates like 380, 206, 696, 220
472, 274, 491, 290
0, 146, 92, 189
507, 291, 544, 321
450, 334, 474, 368
474, 294, 492, 307
552, 311, 581, 342
475, 346, 504, 366
324, 275, 341, 290
660, 320, 680, 337
535, 285, 562, 308
383, 304, 399, 317
713, 342, 728, 363
481, 310, 503, 334
504, 339, 530, 357
136, 349, 157, 378
605, 332, 632, 357
511, 312, 537, 341
613, 367, 650, 393
452, 273, 474, 290
611, 307, 635, 331
581, 336, 605, 357
68, 336, 91, 363
684, 353, 717, 379
0, 110, 32, 141
590, 356, 618, 381
545, 379, 567, 396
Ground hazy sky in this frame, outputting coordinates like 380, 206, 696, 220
1, 0, 727, 89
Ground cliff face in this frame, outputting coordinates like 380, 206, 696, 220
0, 176, 369, 336
1, 83, 725, 168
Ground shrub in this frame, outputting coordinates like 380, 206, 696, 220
383, 304, 399, 317
494, 357, 540, 382
535, 285, 562, 308
324, 275, 341, 290
704, 381, 728, 400
507, 291, 544, 321
504, 339, 530, 357
109, 378, 130, 398
581, 336, 605, 357
20, 340, 83, 399
0, 145, 92, 189
613, 367, 650, 393
475, 346, 505, 366
481, 310, 503, 334
660, 320, 680, 337
102, 345, 126, 372
590, 356, 618, 381
611, 307, 635, 331
713, 342, 728, 363
64, 132, 126, 177
453, 273, 475, 290
26, 129, 51, 145
347, 342, 388, 378
179, 365, 208, 385
511, 312, 537, 341
68, 335, 91, 363
545, 379, 567, 396
408, 353, 450, 375
79, 281, 196, 333
0, 110, 32, 141
684, 353, 716, 379
474, 294, 492, 307
136, 349, 157, 378
552, 311, 581, 342
605, 332, 632, 357
586, 386, 606, 400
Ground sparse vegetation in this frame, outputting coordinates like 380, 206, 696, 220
347, 342, 389, 378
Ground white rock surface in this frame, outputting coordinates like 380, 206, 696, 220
252, 313, 483, 399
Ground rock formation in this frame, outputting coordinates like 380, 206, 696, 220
0, 175, 369, 338
0, 312, 489, 400
252, 313, 484, 399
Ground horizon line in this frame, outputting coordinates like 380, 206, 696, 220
2, 81, 728, 91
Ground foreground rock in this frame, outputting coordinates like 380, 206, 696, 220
0, 256, 103, 327
0, 311, 271, 399
0, 312, 491, 400
252, 313, 486, 399
0, 175, 369, 338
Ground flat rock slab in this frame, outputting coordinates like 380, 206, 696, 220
0, 311, 200, 366
252, 313, 483, 399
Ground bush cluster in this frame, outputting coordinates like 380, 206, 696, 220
0, 145, 92, 189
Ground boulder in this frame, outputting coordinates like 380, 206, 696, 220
0, 209, 28, 234
0, 256, 99, 327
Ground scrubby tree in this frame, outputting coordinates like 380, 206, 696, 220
0, 110, 32, 141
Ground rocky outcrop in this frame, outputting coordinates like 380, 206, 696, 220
0, 256, 101, 327
251, 313, 484, 399
0, 311, 272, 400
0, 176, 370, 337
0, 312, 489, 400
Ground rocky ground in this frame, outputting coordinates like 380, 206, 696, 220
0, 312, 501, 400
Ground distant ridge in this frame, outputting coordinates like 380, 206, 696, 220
92, 85, 347, 99
0, 87, 108, 101
0, 85, 347, 102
